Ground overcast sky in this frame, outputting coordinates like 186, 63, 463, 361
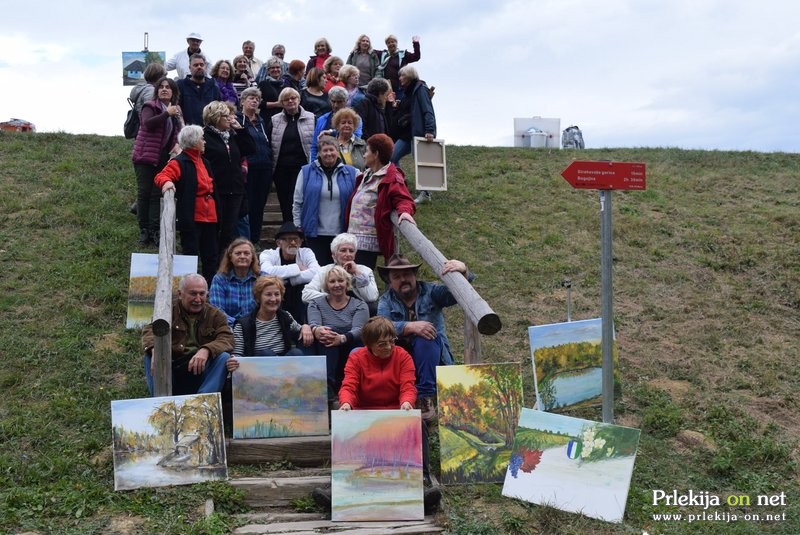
1, 0, 798, 151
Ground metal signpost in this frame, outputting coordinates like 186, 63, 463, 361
561, 160, 646, 423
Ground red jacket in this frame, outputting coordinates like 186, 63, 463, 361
345, 163, 415, 259
338, 346, 417, 410
155, 148, 217, 223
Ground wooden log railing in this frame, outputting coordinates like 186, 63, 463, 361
391, 212, 502, 364
151, 189, 176, 397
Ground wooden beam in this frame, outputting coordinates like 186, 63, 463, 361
152, 189, 175, 396
390, 211, 501, 337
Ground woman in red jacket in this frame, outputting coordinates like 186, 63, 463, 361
155, 124, 219, 284
344, 134, 416, 269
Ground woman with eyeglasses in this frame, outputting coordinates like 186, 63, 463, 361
325, 315, 441, 514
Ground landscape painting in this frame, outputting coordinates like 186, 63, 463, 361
232, 356, 328, 438
529, 318, 620, 412
111, 393, 228, 491
436, 363, 524, 484
331, 410, 423, 521
122, 50, 165, 85
127, 253, 197, 328
501, 408, 640, 523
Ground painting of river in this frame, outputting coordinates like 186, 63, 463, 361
111, 393, 227, 490
331, 410, 423, 521
436, 363, 523, 484
529, 318, 620, 412
502, 408, 640, 523
126, 253, 197, 328
232, 356, 328, 438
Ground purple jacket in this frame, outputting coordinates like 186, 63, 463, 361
131, 100, 181, 166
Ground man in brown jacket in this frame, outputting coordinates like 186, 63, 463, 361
142, 273, 233, 396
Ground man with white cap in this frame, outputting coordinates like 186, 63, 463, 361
166, 32, 212, 80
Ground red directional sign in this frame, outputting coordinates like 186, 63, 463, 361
561, 161, 646, 190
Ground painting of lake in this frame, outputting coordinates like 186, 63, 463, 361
126, 253, 197, 329
331, 410, 423, 521
502, 408, 640, 523
232, 356, 328, 439
436, 363, 523, 484
529, 318, 620, 412
111, 393, 228, 491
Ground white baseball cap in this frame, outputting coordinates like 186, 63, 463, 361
186, 32, 203, 41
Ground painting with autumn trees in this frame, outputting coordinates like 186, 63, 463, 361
436, 363, 523, 484
528, 318, 620, 412
330, 410, 424, 521
232, 356, 328, 438
126, 253, 197, 328
111, 393, 227, 490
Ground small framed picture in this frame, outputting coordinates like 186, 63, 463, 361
413, 137, 447, 191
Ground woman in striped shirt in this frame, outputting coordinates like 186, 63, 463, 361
226, 276, 314, 372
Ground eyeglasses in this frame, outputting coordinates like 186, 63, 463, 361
374, 338, 397, 349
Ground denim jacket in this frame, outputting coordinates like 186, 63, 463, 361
377, 274, 475, 366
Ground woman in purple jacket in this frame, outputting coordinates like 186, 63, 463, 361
131, 76, 184, 245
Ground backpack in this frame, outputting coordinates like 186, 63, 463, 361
561, 125, 585, 149
123, 98, 140, 139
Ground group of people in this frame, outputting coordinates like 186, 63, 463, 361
135, 30, 448, 515
129, 32, 438, 250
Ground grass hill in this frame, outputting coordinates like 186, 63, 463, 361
0, 132, 798, 534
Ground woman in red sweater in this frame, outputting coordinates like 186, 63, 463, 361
330, 316, 441, 514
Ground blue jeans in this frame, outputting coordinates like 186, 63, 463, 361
408, 336, 445, 398
144, 352, 230, 396
391, 138, 413, 166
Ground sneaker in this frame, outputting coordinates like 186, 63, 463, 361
312, 486, 332, 510
138, 229, 150, 245
415, 396, 437, 422
414, 191, 432, 204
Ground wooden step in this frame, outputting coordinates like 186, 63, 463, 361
227, 436, 331, 467
233, 516, 444, 534
230, 469, 330, 508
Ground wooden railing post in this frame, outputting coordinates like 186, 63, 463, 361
152, 189, 176, 397
390, 212, 501, 363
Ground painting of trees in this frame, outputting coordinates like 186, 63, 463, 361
147, 399, 188, 449
436, 363, 524, 483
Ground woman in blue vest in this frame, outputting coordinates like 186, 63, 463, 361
292, 135, 358, 264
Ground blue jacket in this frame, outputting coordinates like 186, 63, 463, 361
377, 275, 475, 366
177, 76, 221, 126
297, 159, 357, 237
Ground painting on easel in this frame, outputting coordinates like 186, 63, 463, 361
436, 363, 523, 484
331, 410, 423, 521
529, 318, 620, 412
111, 393, 227, 491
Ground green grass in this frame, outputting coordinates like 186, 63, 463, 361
1, 133, 799, 533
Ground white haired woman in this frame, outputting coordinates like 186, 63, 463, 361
308, 265, 369, 405
389, 64, 437, 203
271, 87, 315, 222
301, 232, 379, 310
154, 125, 218, 283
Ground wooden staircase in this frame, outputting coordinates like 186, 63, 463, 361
222, 436, 444, 534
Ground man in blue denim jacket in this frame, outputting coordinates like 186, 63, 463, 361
377, 254, 474, 422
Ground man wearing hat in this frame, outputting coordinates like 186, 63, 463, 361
166, 33, 213, 80
259, 222, 320, 323
377, 254, 474, 422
